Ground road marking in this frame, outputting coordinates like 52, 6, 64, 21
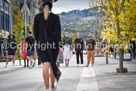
76, 67, 99, 91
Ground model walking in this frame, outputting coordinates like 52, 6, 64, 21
34, 0, 61, 91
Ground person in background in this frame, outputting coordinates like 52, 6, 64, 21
4, 34, 17, 68
63, 32, 72, 67
38, 0, 44, 12
25, 31, 35, 69
86, 33, 96, 67
131, 41, 135, 58
74, 32, 84, 66
22, 37, 29, 67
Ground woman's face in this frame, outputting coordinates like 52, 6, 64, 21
43, 5, 50, 11
65, 33, 69, 37
10, 35, 13, 39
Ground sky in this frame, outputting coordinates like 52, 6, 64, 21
52, 0, 90, 14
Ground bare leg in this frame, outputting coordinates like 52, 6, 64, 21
66, 59, 69, 67
67, 59, 69, 67
24, 59, 26, 67
27, 59, 29, 67
6, 55, 10, 66
50, 64, 55, 88
27, 56, 33, 66
42, 62, 50, 89
65, 59, 67, 67
12, 55, 15, 65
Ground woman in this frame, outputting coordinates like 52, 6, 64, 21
22, 37, 29, 67
63, 32, 72, 67
33, 0, 61, 91
4, 34, 16, 68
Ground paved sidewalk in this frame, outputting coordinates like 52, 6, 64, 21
94, 57, 136, 91
36, 55, 136, 91
0, 60, 24, 74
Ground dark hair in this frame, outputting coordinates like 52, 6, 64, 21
28, 31, 32, 35
43, 2, 52, 11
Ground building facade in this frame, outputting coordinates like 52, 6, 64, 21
11, 0, 39, 24
0, 0, 12, 36
0, 0, 12, 55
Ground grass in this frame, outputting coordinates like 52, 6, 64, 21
95, 55, 104, 57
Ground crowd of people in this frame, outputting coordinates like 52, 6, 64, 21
4, 31, 96, 68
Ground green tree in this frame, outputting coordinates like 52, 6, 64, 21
12, 4, 24, 25
13, 12, 24, 65
61, 32, 65, 40
70, 32, 76, 49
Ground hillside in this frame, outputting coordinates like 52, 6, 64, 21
58, 7, 103, 40
59, 7, 102, 23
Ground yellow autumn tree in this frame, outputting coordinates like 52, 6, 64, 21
97, 0, 136, 73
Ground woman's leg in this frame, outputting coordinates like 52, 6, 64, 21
6, 55, 10, 66
27, 56, 33, 66
12, 55, 15, 65
42, 62, 50, 89
24, 59, 26, 67
27, 59, 29, 67
65, 59, 67, 67
50, 64, 55, 88
65, 59, 69, 67
67, 59, 69, 67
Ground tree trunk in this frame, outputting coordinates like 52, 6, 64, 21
106, 52, 108, 64
19, 60, 21, 66
119, 49, 124, 73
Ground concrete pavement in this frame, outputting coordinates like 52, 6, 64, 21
0, 60, 24, 74
0, 55, 136, 91
37, 55, 136, 91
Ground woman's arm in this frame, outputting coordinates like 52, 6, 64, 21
33, 15, 39, 42
55, 16, 61, 46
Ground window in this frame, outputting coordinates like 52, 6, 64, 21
5, 3, 8, 11
1, 11, 4, 30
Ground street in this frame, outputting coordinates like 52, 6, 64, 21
0, 55, 136, 91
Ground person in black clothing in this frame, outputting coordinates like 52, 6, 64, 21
75, 32, 84, 66
4, 34, 17, 68
33, 0, 61, 90
131, 41, 136, 58
25, 31, 35, 68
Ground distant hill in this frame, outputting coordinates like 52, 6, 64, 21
58, 7, 103, 41
58, 7, 102, 23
